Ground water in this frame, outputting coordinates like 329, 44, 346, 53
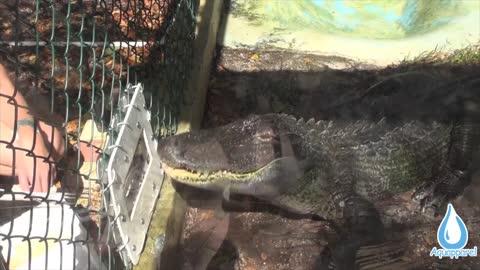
232, 0, 474, 39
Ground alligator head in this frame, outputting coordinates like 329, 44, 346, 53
158, 114, 314, 198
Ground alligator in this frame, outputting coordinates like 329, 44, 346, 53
157, 83, 480, 269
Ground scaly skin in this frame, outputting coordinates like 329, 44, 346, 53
268, 116, 452, 219
159, 114, 451, 215
158, 113, 478, 269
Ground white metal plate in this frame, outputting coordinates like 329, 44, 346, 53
106, 84, 164, 265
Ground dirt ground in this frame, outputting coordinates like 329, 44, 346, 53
177, 46, 480, 269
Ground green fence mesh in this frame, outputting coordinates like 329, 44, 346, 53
0, 0, 196, 269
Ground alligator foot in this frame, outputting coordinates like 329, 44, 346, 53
412, 169, 466, 217
412, 182, 446, 218
316, 195, 385, 270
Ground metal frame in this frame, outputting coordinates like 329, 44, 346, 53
106, 83, 164, 265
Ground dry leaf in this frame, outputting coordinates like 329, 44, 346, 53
250, 53, 260, 62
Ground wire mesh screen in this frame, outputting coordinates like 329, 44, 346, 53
0, 0, 196, 269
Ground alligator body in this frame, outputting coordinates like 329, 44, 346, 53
158, 87, 480, 269
161, 114, 450, 208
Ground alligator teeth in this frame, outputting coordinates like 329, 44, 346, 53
306, 118, 315, 125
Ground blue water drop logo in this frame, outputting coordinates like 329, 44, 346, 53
437, 203, 468, 250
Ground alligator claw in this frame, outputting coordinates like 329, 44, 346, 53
412, 182, 445, 217
412, 181, 436, 203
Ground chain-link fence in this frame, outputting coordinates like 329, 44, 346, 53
0, 0, 196, 268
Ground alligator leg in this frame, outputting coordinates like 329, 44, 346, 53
413, 100, 480, 216
317, 193, 385, 270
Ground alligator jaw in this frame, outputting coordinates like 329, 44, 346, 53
162, 156, 308, 198
161, 163, 259, 184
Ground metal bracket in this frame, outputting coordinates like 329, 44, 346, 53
106, 83, 164, 265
